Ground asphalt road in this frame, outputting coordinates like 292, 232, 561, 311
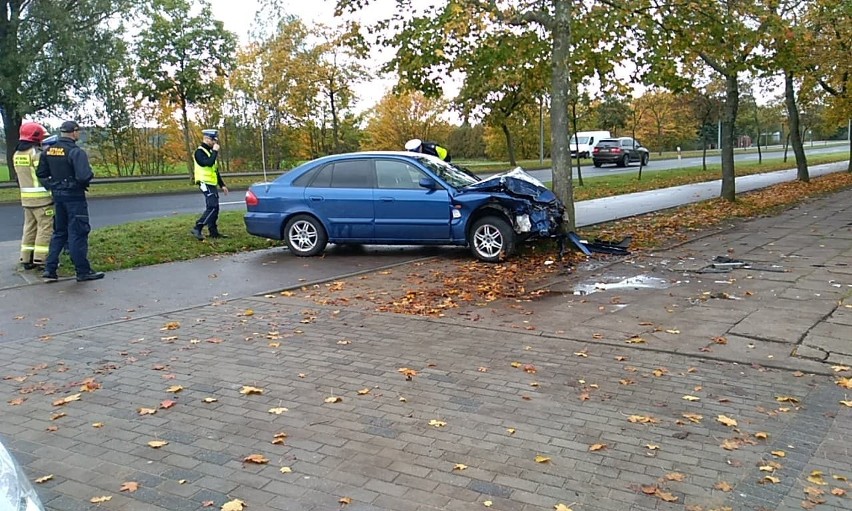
523, 143, 846, 182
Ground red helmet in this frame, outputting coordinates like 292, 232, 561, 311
19, 122, 47, 143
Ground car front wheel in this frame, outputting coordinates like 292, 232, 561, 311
641, 153, 649, 165
284, 214, 328, 257
469, 216, 515, 263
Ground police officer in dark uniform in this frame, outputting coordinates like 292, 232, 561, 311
36, 120, 104, 283
190, 128, 229, 240
405, 138, 452, 162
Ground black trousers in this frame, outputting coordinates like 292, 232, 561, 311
195, 184, 220, 234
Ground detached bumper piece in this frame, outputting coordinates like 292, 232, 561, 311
561, 232, 632, 257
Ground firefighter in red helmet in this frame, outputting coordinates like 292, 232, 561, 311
13, 122, 54, 270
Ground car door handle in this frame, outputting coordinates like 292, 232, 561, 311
379, 197, 395, 202
309, 196, 324, 202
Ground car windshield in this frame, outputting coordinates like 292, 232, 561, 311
598, 139, 619, 146
416, 156, 479, 189
572, 136, 590, 144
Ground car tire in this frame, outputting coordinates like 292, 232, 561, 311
284, 214, 328, 257
641, 153, 649, 165
593, 160, 602, 167
469, 216, 515, 263
620, 154, 630, 167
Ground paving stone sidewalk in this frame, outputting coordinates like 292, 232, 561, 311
1, 191, 851, 511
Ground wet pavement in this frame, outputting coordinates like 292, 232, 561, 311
0, 183, 850, 510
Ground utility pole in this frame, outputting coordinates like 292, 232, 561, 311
539, 97, 544, 164
260, 124, 267, 182
717, 119, 721, 151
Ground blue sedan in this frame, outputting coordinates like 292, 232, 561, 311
244, 152, 564, 262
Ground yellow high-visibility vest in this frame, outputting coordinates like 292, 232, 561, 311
13, 149, 52, 207
193, 147, 218, 185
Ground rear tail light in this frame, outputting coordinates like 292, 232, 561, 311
611, 147, 622, 153
245, 190, 259, 206
593, 147, 599, 153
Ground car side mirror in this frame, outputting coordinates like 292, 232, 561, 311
419, 177, 438, 190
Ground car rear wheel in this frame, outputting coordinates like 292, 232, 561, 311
641, 152, 649, 165
593, 160, 602, 167
619, 154, 630, 167
469, 216, 515, 263
284, 215, 328, 257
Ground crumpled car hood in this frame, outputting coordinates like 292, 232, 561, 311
460, 167, 559, 205
458, 168, 564, 237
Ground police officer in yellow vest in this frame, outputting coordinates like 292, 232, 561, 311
405, 138, 452, 162
190, 129, 229, 240
13, 122, 54, 270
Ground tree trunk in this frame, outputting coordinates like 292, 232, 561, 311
1, 105, 22, 182
784, 132, 790, 162
720, 73, 738, 201
848, 133, 852, 173
501, 122, 517, 167
329, 89, 340, 153
702, 144, 707, 171
784, 71, 809, 182
550, 0, 575, 232
756, 133, 762, 164
180, 95, 193, 179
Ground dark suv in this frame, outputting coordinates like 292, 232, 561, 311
592, 137, 650, 167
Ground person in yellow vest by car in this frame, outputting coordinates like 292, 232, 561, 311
190, 129, 229, 240
13, 122, 54, 270
405, 138, 452, 162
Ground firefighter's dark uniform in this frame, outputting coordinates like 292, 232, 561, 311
36, 123, 102, 281
191, 130, 227, 239
13, 142, 54, 268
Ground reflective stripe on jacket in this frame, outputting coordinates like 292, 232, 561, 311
14, 149, 52, 207
193, 147, 218, 185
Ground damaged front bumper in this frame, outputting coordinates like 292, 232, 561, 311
462, 168, 565, 238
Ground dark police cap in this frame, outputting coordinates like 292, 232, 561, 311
59, 120, 80, 133
202, 129, 219, 140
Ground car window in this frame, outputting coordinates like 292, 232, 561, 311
330, 160, 373, 188
574, 136, 590, 144
598, 139, 619, 147
292, 166, 321, 187
415, 156, 478, 189
376, 160, 426, 189
307, 164, 333, 187
621, 139, 634, 147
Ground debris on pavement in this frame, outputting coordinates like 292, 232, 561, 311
696, 255, 786, 274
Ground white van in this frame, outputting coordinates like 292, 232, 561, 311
569, 130, 611, 158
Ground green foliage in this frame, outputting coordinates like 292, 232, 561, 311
595, 97, 631, 136
0, 0, 136, 169
136, 0, 236, 108
448, 124, 487, 159
135, 0, 237, 172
